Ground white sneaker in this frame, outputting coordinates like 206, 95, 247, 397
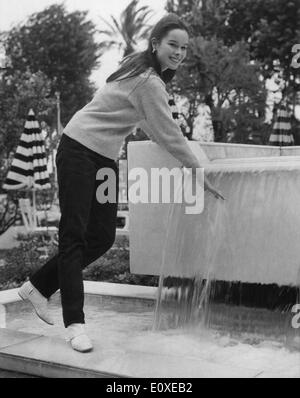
18, 281, 54, 325
66, 323, 93, 353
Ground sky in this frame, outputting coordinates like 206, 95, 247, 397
0, 0, 167, 87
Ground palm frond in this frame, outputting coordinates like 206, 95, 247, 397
111, 16, 122, 35
98, 15, 119, 35
98, 0, 154, 57
98, 29, 117, 36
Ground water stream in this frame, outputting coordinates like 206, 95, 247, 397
153, 168, 300, 352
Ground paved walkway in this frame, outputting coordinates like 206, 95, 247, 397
0, 369, 37, 378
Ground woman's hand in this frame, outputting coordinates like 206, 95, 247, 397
204, 177, 225, 201
190, 167, 225, 201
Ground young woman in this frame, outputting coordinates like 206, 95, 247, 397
19, 13, 224, 353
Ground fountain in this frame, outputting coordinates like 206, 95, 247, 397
128, 141, 300, 285
128, 141, 300, 345
0, 141, 299, 378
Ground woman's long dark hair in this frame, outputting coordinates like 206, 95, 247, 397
106, 13, 189, 85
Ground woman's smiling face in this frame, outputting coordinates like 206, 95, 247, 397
153, 29, 189, 71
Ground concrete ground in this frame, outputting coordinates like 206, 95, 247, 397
0, 369, 37, 378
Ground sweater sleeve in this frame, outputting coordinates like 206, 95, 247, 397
128, 76, 202, 169
137, 120, 158, 143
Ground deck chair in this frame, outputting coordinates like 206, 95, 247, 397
18, 198, 58, 258
18, 198, 58, 235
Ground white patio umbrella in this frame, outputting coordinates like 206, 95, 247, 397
2, 109, 51, 228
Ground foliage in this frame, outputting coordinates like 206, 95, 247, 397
0, 70, 55, 160
219, 0, 300, 113
166, 0, 299, 141
83, 236, 158, 286
0, 234, 57, 289
3, 4, 102, 126
168, 0, 300, 95
99, 0, 154, 58
220, 0, 300, 84
168, 0, 300, 79
0, 236, 158, 291
167, 0, 227, 38
0, 192, 21, 236
169, 35, 267, 141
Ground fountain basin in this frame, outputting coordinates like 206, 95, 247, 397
128, 142, 300, 286
0, 282, 299, 378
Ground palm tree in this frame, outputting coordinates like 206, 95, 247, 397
99, 0, 154, 58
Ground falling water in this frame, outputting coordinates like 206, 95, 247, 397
153, 167, 300, 349
153, 169, 232, 330
153, 192, 232, 331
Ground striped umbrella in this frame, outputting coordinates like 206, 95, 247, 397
2, 109, 51, 228
3, 109, 51, 191
268, 101, 294, 146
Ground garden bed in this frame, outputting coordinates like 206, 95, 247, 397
0, 235, 158, 291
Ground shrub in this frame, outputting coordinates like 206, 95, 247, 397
0, 234, 58, 290
83, 236, 158, 286
0, 235, 158, 290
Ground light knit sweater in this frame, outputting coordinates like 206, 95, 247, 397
63, 68, 201, 169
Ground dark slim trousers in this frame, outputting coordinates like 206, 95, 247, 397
30, 134, 119, 327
